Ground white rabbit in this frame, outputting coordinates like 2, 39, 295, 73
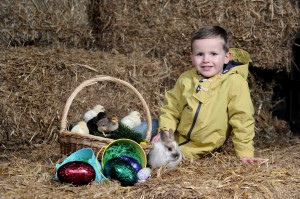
147, 129, 182, 168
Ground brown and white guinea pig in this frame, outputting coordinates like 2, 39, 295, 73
147, 129, 182, 168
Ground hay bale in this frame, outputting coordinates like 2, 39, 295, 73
1, 0, 298, 70
0, 45, 168, 147
0, 0, 94, 47
0, 45, 293, 148
98, 0, 300, 71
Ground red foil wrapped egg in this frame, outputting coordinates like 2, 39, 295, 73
57, 161, 96, 185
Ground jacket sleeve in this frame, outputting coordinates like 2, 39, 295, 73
227, 74, 255, 158
159, 77, 186, 132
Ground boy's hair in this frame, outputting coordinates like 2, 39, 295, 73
191, 26, 229, 52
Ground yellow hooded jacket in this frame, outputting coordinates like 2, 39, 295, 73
159, 48, 255, 158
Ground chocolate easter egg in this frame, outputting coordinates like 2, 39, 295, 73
103, 157, 138, 186
119, 155, 142, 172
57, 161, 95, 185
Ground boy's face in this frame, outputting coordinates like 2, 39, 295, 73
190, 37, 231, 78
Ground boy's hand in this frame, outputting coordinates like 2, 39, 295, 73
240, 157, 269, 164
151, 134, 161, 142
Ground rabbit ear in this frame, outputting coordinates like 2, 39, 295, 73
168, 129, 174, 140
160, 129, 169, 142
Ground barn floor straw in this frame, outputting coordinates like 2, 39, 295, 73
0, 139, 299, 198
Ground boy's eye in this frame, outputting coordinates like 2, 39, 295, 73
211, 53, 218, 56
196, 53, 203, 56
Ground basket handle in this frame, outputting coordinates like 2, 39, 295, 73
60, 75, 152, 142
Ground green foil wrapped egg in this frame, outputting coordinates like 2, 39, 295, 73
103, 157, 138, 186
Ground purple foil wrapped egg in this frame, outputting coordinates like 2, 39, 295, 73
57, 161, 96, 185
119, 155, 142, 172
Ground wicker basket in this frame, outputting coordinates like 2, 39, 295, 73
59, 75, 152, 156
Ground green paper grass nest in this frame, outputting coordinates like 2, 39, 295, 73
101, 139, 147, 169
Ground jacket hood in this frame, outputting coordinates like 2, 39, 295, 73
223, 48, 251, 79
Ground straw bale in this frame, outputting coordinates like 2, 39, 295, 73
0, 45, 169, 147
97, 0, 299, 71
0, 0, 94, 47
0, 45, 294, 149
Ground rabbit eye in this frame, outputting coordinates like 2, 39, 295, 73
168, 147, 172, 151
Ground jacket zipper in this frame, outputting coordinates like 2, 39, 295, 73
179, 102, 202, 146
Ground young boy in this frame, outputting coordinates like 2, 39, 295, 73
153, 26, 264, 163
